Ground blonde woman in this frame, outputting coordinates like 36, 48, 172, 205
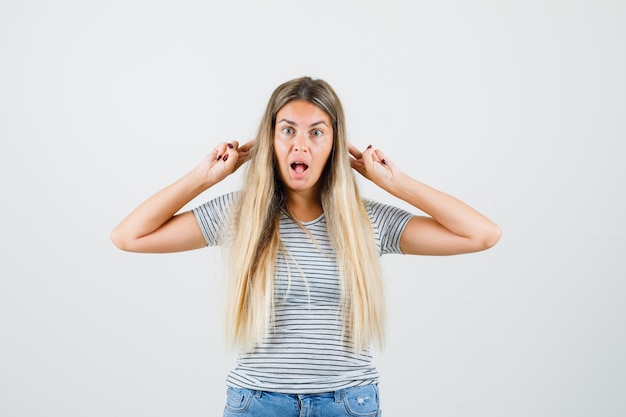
111, 76, 501, 416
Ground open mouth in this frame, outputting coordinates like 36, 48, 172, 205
290, 162, 309, 174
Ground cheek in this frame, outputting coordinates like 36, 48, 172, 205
272, 144, 288, 170
318, 141, 334, 162
272, 140, 281, 158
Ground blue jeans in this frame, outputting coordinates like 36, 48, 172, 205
222, 384, 381, 417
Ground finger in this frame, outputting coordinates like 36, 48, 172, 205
376, 149, 396, 167
222, 141, 239, 163
350, 157, 366, 175
348, 143, 362, 159
351, 160, 364, 171
235, 142, 254, 165
361, 145, 378, 170
214, 142, 232, 161
238, 139, 255, 153
367, 147, 381, 161
374, 149, 386, 164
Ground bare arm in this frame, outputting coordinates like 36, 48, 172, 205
110, 140, 253, 253
349, 144, 501, 256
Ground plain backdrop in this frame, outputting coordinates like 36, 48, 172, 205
1, 1, 624, 416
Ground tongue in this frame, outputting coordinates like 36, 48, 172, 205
294, 164, 307, 174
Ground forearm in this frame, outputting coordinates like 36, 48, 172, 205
385, 172, 501, 244
110, 167, 213, 247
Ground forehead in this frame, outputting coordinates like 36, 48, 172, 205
276, 100, 330, 123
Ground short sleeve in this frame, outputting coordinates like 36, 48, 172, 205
364, 200, 414, 255
191, 192, 236, 246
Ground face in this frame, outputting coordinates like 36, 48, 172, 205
273, 100, 334, 198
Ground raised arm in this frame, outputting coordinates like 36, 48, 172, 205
349, 144, 501, 256
110, 140, 253, 253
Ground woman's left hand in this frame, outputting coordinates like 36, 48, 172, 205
349, 143, 402, 188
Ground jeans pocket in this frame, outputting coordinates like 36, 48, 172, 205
342, 384, 380, 417
224, 387, 254, 413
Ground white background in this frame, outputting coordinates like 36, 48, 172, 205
1, 1, 624, 416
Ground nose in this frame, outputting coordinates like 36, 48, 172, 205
293, 133, 308, 152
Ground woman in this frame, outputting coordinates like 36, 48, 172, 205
111, 76, 501, 416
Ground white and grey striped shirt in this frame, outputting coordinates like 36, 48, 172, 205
193, 192, 413, 394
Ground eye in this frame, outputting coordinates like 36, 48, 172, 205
281, 126, 294, 135
311, 129, 323, 137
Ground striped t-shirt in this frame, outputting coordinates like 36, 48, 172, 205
192, 192, 413, 394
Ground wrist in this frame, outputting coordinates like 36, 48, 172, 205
187, 165, 217, 193
380, 170, 410, 193
384, 172, 424, 201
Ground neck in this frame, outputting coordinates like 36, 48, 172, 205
286, 190, 323, 222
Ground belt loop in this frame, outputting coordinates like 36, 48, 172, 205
254, 390, 263, 398
334, 389, 341, 403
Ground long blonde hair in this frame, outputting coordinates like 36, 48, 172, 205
225, 76, 384, 352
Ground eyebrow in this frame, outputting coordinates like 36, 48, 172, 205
277, 118, 329, 128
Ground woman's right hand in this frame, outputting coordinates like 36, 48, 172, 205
198, 140, 255, 185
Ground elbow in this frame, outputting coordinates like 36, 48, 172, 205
480, 224, 502, 251
110, 228, 132, 252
